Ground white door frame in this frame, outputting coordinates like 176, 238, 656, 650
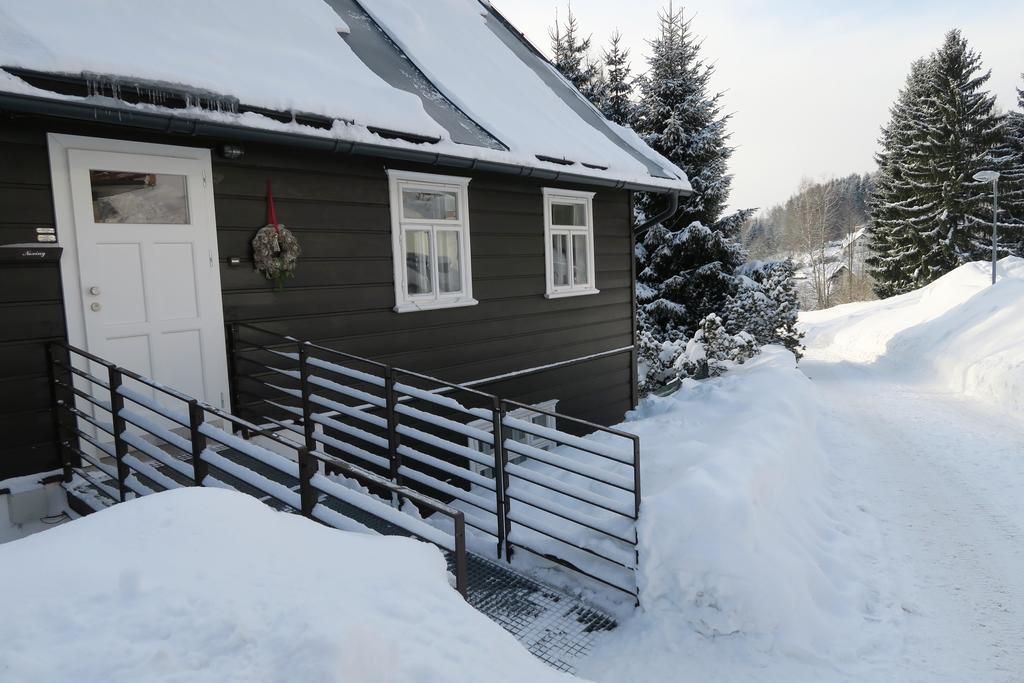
47, 133, 228, 410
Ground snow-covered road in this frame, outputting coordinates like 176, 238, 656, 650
806, 357, 1024, 681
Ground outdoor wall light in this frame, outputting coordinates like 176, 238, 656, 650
219, 143, 245, 160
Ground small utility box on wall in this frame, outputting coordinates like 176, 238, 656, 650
3, 486, 50, 525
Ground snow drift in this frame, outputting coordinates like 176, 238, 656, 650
579, 348, 898, 680
802, 257, 1024, 412
0, 488, 577, 683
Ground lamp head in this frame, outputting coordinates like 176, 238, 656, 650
973, 170, 1000, 183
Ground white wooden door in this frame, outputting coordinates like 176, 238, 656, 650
64, 147, 229, 413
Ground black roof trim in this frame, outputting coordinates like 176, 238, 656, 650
0, 88, 689, 194
535, 154, 575, 166
367, 126, 441, 145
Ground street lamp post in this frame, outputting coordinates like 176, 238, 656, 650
973, 170, 1000, 285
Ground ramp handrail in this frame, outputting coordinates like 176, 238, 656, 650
45, 340, 469, 596
227, 322, 641, 598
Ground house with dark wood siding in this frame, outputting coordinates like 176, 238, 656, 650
0, 0, 690, 536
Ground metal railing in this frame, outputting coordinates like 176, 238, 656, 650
228, 323, 642, 598
45, 340, 468, 596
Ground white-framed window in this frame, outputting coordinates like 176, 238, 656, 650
387, 170, 476, 313
467, 400, 559, 479
543, 188, 598, 299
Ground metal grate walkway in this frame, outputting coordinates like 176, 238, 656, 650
456, 553, 616, 673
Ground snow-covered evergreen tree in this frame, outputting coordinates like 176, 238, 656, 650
866, 58, 935, 297
869, 31, 1019, 296
548, 4, 801, 391
636, 220, 745, 340
994, 76, 1024, 255
631, 7, 747, 230
549, 5, 603, 105
726, 260, 804, 359
909, 31, 1011, 269
599, 31, 633, 125
632, 6, 789, 360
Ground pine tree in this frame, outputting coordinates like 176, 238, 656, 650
908, 31, 1009, 271
632, 5, 758, 348
637, 221, 746, 339
993, 76, 1024, 255
866, 58, 935, 297
869, 31, 1016, 296
725, 260, 804, 358
549, 5, 603, 105
632, 7, 747, 230
600, 31, 633, 125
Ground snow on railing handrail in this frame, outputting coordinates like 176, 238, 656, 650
198, 423, 300, 479
308, 373, 385, 409
395, 403, 494, 444
396, 423, 496, 470
310, 472, 456, 552
503, 438, 634, 491
504, 461, 633, 518
201, 448, 302, 511
117, 385, 190, 428
393, 381, 492, 421
502, 415, 634, 465
307, 356, 386, 388
308, 424, 390, 470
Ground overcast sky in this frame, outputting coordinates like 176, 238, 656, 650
492, 0, 1024, 213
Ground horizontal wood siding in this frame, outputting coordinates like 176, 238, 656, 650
0, 127, 65, 477
0, 117, 636, 478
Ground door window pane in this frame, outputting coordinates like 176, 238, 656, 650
90, 170, 189, 224
405, 230, 433, 295
437, 230, 462, 294
572, 234, 589, 285
402, 188, 458, 220
551, 201, 586, 227
551, 233, 570, 287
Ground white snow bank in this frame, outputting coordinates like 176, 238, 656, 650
0, 488, 578, 683
0, 0, 439, 136
802, 257, 1024, 411
580, 348, 900, 679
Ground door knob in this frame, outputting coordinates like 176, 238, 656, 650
88, 286, 101, 296
90, 302, 101, 312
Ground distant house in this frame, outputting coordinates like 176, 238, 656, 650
793, 227, 870, 309
0, 0, 691, 481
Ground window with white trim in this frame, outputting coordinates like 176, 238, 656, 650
543, 188, 598, 298
467, 400, 559, 479
387, 170, 476, 313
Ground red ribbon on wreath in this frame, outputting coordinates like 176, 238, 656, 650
252, 178, 300, 287
266, 179, 280, 233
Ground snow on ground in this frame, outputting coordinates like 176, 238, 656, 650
581, 257, 1024, 681
803, 256, 1024, 411
0, 488, 579, 683
578, 347, 904, 681
8, 258, 1022, 681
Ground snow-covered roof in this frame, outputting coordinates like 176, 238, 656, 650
0, 0, 691, 193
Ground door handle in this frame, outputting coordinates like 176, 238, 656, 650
88, 286, 101, 296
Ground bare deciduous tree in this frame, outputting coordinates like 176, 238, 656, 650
788, 178, 841, 309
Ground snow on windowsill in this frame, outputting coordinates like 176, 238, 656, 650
544, 288, 600, 300
393, 297, 479, 313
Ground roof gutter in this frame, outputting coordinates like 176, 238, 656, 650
0, 90, 691, 195
633, 191, 681, 238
